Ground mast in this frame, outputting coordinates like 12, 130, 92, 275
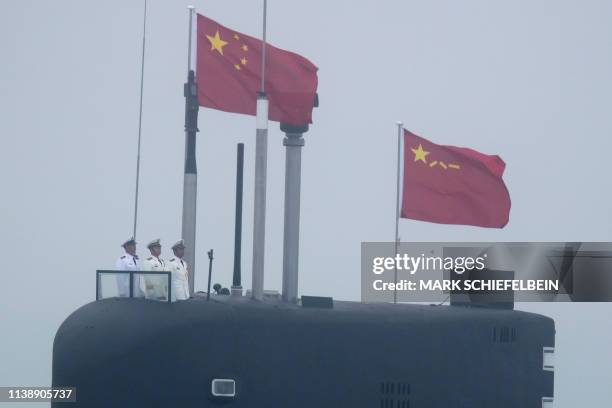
280, 123, 308, 304
132, 0, 148, 239
182, 5, 199, 295
232, 143, 245, 296
394, 121, 402, 304
251, 0, 269, 300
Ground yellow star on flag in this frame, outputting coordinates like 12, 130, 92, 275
240, 57, 247, 65
206, 30, 228, 55
241, 44, 248, 52
411, 144, 430, 163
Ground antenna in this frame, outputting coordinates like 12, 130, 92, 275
132, 0, 148, 239
206, 249, 214, 301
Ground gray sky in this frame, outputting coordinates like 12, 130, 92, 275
1, 0, 611, 406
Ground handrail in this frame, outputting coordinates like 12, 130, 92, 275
96, 270, 172, 303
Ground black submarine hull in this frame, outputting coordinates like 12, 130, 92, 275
52, 297, 554, 407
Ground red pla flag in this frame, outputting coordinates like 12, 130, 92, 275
196, 13, 318, 126
401, 129, 511, 228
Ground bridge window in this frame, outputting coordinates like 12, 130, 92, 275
96, 270, 172, 303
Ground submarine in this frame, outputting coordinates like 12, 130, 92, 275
50, 132, 557, 407
50, 130, 558, 407
52, 289, 554, 408
51, 86, 556, 408
51, 11, 556, 404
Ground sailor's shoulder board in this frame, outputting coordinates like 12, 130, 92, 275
120, 255, 126, 259
169, 258, 175, 262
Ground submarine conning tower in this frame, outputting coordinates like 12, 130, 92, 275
52, 295, 555, 408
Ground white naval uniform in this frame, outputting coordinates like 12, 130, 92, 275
115, 252, 143, 297
142, 256, 168, 300
167, 257, 190, 301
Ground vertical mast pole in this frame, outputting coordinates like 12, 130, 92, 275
187, 5, 194, 72
251, 0, 269, 300
260, 0, 267, 92
132, 0, 148, 239
394, 121, 403, 304
280, 123, 307, 304
232, 143, 245, 296
182, 5, 199, 295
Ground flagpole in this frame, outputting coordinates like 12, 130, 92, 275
260, 0, 267, 91
182, 5, 199, 296
251, 0, 269, 300
394, 121, 403, 304
132, 0, 148, 240
187, 5, 194, 72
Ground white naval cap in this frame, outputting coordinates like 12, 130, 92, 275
172, 239, 185, 249
122, 237, 136, 247
147, 238, 161, 249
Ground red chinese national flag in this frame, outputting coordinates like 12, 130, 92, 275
401, 129, 511, 228
196, 14, 318, 125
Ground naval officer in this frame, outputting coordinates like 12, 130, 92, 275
167, 239, 190, 301
115, 237, 143, 297
142, 239, 168, 300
